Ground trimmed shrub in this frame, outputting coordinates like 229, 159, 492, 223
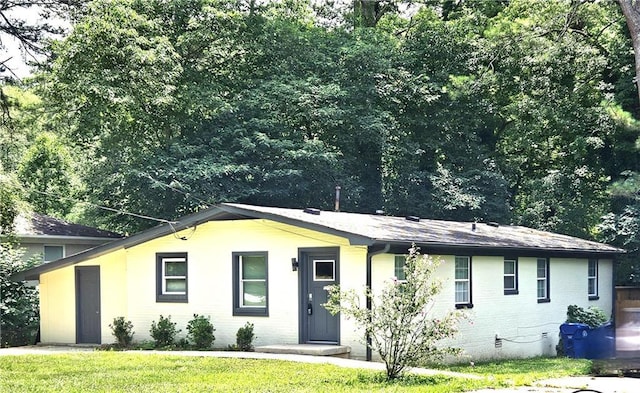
109, 317, 134, 348
150, 315, 180, 348
236, 322, 255, 351
186, 314, 215, 350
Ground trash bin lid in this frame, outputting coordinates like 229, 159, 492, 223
560, 323, 589, 335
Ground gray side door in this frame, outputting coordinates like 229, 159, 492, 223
75, 266, 101, 344
300, 248, 339, 344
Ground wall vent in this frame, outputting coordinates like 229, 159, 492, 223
303, 207, 321, 215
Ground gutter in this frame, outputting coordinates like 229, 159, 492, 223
365, 243, 390, 361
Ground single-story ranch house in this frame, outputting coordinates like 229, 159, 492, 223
13, 203, 624, 361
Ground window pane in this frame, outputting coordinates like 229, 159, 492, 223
588, 260, 597, 276
243, 281, 267, 307
455, 257, 469, 279
537, 280, 546, 298
394, 256, 406, 281
242, 256, 266, 279
504, 260, 515, 274
44, 246, 64, 262
588, 278, 596, 295
455, 282, 468, 303
504, 276, 515, 290
165, 279, 186, 293
537, 259, 547, 278
314, 261, 335, 281
165, 261, 186, 276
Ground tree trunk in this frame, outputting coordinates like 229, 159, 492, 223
354, 0, 378, 27
618, 0, 640, 105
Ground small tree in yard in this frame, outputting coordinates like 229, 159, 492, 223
324, 245, 467, 380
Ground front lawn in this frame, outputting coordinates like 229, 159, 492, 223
0, 353, 591, 392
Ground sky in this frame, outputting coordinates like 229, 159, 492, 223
1, 5, 70, 80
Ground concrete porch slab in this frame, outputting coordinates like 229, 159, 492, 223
255, 344, 351, 358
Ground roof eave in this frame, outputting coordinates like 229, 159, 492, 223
377, 240, 625, 258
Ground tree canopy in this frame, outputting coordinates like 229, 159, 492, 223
2, 0, 640, 281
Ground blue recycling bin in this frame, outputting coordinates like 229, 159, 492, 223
585, 321, 614, 359
560, 322, 614, 359
560, 323, 589, 358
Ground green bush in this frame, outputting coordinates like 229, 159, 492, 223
236, 322, 255, 351
150, 315, 181, 348
109, 317, 134, 348
566, 304, 608, 328
186, 314, 215, 350
0, 245, 40, 347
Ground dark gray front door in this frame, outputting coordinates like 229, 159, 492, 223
300, 248, 339, 343
75, 266, 101, 344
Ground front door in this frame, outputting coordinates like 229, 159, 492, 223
300, 248, 339, 343
75, 266, 101, 344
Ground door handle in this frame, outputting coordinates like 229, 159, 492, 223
307, 303, 313, 315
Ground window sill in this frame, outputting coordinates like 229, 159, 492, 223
157, 294, 188, 303
537, 298, 550, 304
455, 303, 474, 309
588, 295, 599, 301
504, 289, 519, 295
233, 307, 268, 317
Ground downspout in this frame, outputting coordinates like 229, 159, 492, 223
366, 243, 390, 361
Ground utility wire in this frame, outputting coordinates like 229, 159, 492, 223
29, 189, 176, 224
135, 171, 214, 209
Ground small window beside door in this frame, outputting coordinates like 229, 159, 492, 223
233, 252, 268, 316
156, 252, 188, 303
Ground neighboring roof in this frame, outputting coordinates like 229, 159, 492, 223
12, 203, 624, 281
14, 212, 122, 240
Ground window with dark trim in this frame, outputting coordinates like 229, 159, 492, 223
455, 256, 473, 308
503, 258, 518, 295
394, 255, 407, 282
233, 252, 268, 316
156, 252, 188, 303
588, 259, 599, 300
536, 258, 550, 303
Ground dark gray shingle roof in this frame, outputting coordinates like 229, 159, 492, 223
12, 203, 623, 281
15, 212, 122, 239
222, 203, 623, 255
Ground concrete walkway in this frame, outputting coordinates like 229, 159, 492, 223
1, 346, 638, 392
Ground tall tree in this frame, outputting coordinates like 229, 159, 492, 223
17, 132, 74, 217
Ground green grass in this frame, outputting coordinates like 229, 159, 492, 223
0, 353, 592, 392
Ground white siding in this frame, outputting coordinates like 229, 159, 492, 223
371, 253, 614, 361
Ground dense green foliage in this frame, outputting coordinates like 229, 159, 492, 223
565, 305, 609, 329
109, 317, 135, 348
186, 314, 215, 350
234, 322, 256, 352
0, 352, 592, 392
149, 315, 181, 348
0, 244, 39, 347
2, 1, 640, 281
